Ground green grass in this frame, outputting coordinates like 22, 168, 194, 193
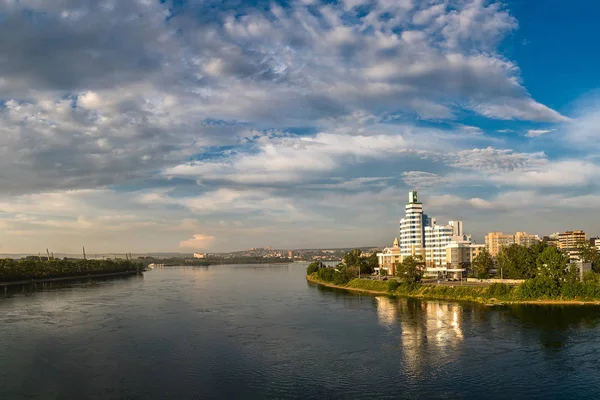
308, 274, 600, 304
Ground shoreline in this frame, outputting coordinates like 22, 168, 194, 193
0, 270, 142, 287
306, 275, 600, 306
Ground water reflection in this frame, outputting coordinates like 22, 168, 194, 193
375, 297, 466, 378
0, 273, 143, 298
500, 305, 600, 350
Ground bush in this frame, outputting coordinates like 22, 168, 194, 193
306, 262, 321, 275
518, 276, 561, 299
386, 280, 400, 292
316, 266, 353, 285
487, 283, 510, 297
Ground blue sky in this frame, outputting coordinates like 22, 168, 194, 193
0, 0, 599, 253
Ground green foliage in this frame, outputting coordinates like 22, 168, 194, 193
0, 258, 143, 282
386, 280, 400, 292
497, 244, 536, 279
315, 265, 354, 285
314, 274, 600, 303
343, 249, 377, 275
346, 279, 389, 292
583, 270, 600, 283
306, 261, 322, 275
396, 256, 424, 283
536, 246, 569, 281
472, 249, 493, 278
487, 283, 511, 297
518, 276, 562, 299
577, 242, 600, 272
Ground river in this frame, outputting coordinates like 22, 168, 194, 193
1, 264, 600, 399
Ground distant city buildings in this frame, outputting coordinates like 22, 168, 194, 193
558, 230, 586, 250
558, 230, 587, 262
484, 231, 539, 257
193, 252, 206, 259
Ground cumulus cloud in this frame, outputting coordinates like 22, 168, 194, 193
0, 0, 587, 252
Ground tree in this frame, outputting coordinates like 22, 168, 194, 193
472, 249, 493, 278
536, 246, 569, 281
396, 256, 424, 284
343, 249, 362, 267
497, 244, 535, 279
361, 252, 378, 275
306, 261, 322, 275
577, 242, 600, 272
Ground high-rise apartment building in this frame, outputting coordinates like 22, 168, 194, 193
485, 231, 539, 257
424, 221, 466, 267
559, 230, 586, 250
399, 191, 430, 260
381, 191, 476, 278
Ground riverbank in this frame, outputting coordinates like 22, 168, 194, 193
306, 274, 600, 305
0, 270, 142, 287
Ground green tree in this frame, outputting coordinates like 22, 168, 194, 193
306, 261, 322, 275
536, 246, 569, 281
497, 244, 535, 279
343, 249, 362, 267
396, 256, 424, 284
361, 252, 378, 275
577, 242, 600, 272
472, 249, 493, 278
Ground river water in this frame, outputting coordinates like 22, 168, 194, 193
1, 264, 600, 399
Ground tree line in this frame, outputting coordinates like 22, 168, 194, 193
0, 258, 144, 282
306, 249, 378, 285
471, 241, 600, 279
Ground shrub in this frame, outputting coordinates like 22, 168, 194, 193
306, 262, 321, 275
487, 283, 510, 297
386, 280, 400, 292
518, 276, 561, 299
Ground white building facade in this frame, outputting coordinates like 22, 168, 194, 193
389, 191, 479, 278
399, 191, 431, 260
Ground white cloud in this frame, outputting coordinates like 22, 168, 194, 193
402, 171, 447, 188
179, 234, 216, 249
526, 129, 554, 137
447, 147, 547, 172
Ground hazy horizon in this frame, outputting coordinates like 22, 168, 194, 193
1, 0, 599, 254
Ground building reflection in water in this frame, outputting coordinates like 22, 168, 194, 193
376, 296, 464, 376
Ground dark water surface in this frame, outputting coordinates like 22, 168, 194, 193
2, 264, 600, 399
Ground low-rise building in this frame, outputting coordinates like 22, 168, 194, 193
376, 237, 402, 276
193, 252, 206, 259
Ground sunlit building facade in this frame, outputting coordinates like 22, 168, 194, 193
485, 231, 539, 257
376, 237, 402, 276
399, 191, 431, 260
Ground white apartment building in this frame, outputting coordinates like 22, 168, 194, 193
399, 191, 431, 260
424, 220, 466, 267
380, 191, 479, 279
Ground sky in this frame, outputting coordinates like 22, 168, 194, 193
0, 0, 599, 254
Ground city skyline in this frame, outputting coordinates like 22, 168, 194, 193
1, 0, 600, 253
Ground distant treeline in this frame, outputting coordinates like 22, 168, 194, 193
0, 258, 144, 282
137, 256, 292, 267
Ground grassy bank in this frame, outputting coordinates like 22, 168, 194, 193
307, 274, 600, 305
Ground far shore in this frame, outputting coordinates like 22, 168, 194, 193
0, 270, 141, 287
306, 275, 600, 306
